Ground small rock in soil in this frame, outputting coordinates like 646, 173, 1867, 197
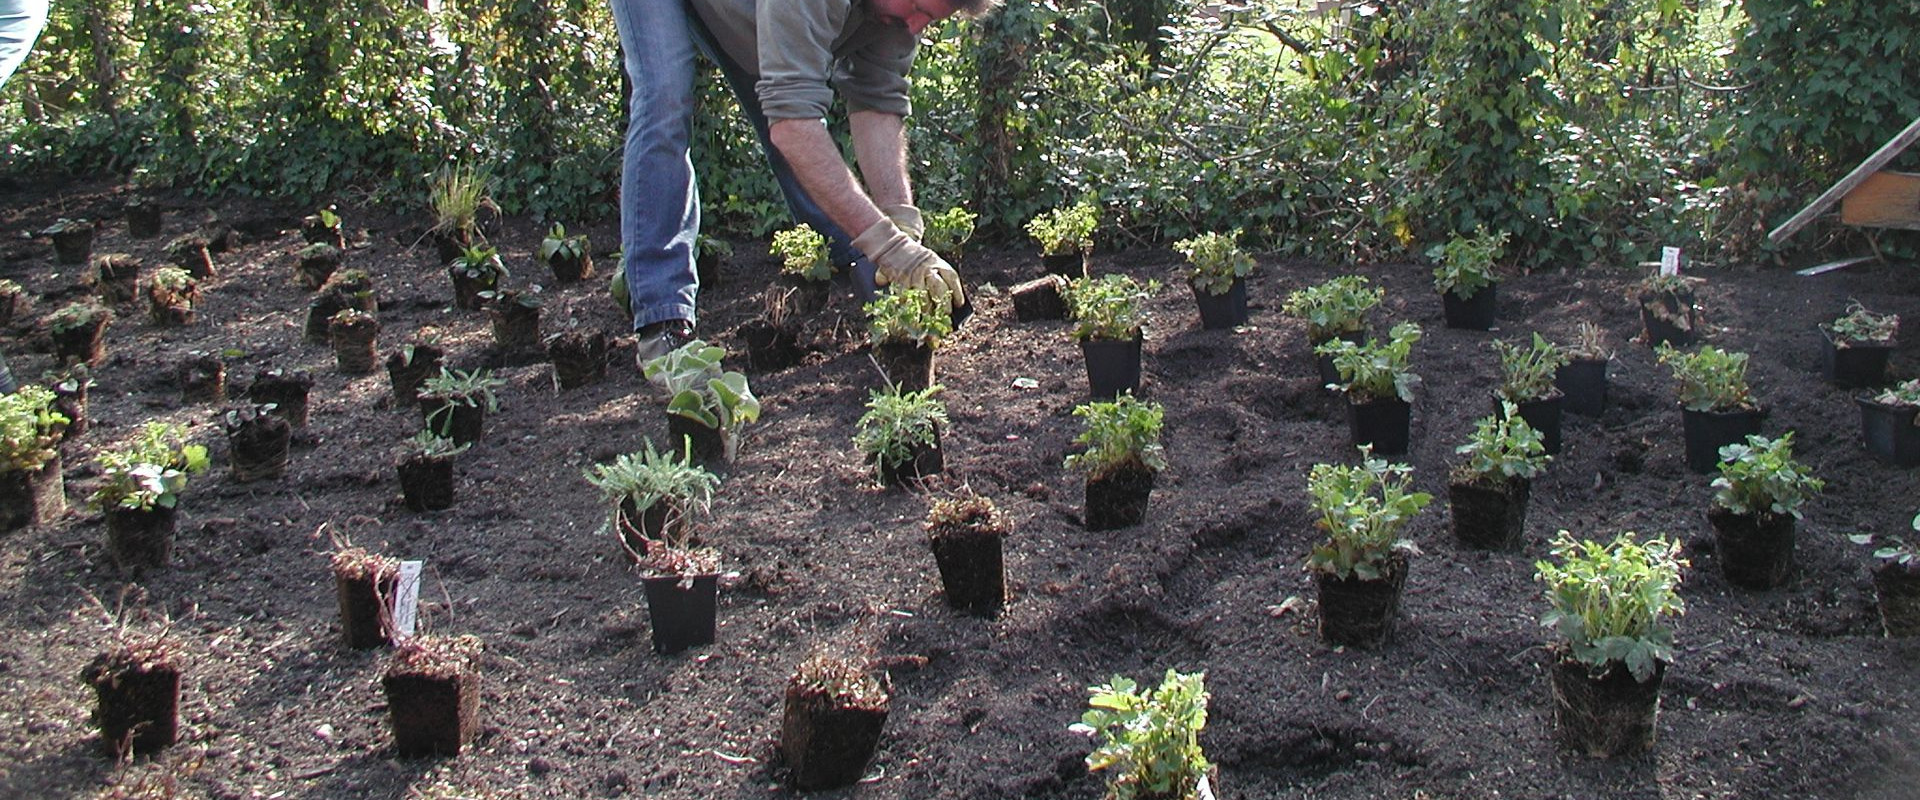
528, 756, 554, 775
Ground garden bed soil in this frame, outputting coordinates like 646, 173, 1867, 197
2, 179, 1919, 798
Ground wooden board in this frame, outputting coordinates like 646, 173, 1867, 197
1841, 170, 1920, 230
1770, 115, 1920, 243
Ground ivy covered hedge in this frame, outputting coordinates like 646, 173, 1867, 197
2, 0, 1913, 265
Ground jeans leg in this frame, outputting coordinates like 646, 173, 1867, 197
0, 0, 48, 88
611, 0, 700, 331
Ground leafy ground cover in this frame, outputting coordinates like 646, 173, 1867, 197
2, 179, 1918, 798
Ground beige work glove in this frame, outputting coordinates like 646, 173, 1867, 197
851, 217, 964, 308
881, 203, 924, 241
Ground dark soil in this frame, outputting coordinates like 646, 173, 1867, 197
3, 178, 1920, 798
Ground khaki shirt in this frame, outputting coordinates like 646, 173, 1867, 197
689, 0, 918, 120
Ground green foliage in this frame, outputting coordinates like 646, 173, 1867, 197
449, 245, 508, 283
148, 266, 195, 294
329, 307, 376, 327
1306, 449, 1432, 580
1536, 530, 1688, 683
642, 340, 761, 431
583, 438, 719, 543
1427, 227, 1508, 299
1064, 274, 1159, 342
865, 288, 953, 349
1455, 404, 1550, 484
1283, 276, 1382, 343
1064, 394, 1166, 480
1712, 433, 1823, 519
922, 207, 978, 255
1317, 321, 1423, 403
90, 422, 210, 511
429, 164, 493, 238
1822, 301, 1898, 346
1026, 202, 1099, 256
418, 367, 504, 413
1564, 321, 1610, 362
1872, 379, 1920, 409
1655, 343, 1753, 412
770, 225, 832, 282
42, 218, 90, 236
1069, 670, 1211, 800
539, 223, 589, 265
853, 384, 948, 480
399, 431, 470, 460
1850, 513, 1920, 567
1493, 333, 1569, 403
1173, 229, 1254, 296
0, 385, 69, 472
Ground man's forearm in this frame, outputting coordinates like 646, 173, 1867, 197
768, 117, 884, 238
849, 110, 911, 210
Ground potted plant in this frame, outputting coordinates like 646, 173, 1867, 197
1493, 333, 1570, 454
539, 222, 593, 284
447, 245, 506, 311
695, 233, 732, 287
925, 493, 1009, 616
417, 367, 503, 447
0, 277, 25, 328
1535, 529, 1687, 757
1428, 226, 1507, 330
865, 287, 951, 392
224, 402, 292, 483
1708, 433, 1822, 589
739, 286, 807, 371
144, 266, 196, 326
543, 329, 607, 391
396, 431, 468, 512
48, 300, 111, 366
294, 242, 343, 290
248, 368, 314, 429
1065, 393, 1166, 531
302, 206, 345, 248
126, 198, 163, 239
922, 206, 978, 264
854, 384, 948, 486
585, 439, 719, 561
0, 385, 69, 531
1319, 321, 1423, 456
1069, 669, 1215, 800
50, 365, 93, 439
166, 233, 214, 278
386, 334, 445, 410
179, 354, 226, 405
1026, 201, 1098, 279
1555, 321, 1611, 417
79, 593, 181, 757
1284, 275, 1384, 386
331, 537, 401, 649
1656, 343, 1764, 473
1450, 404, 1551, 551
90, 253, 140, 306
305, 268, 376, 343
641, 340, 761, 477
1851, 514, 1920, 637
427, 164, 493, 263
481, 286, 542, 355
382, 634, 484, 756
1858, 378, 1920, 467
329, 308, 380, 375
1065, 274, 1159, 399
1637, 272, 1702, 347
44, 217, 95, 264
90, 422, 209, 572
771, 224, 833, 315
1174, 229, 1254, 330
1818, 301, 1897, 388
1306, 449, 1432, 648
781, 650, 890, 790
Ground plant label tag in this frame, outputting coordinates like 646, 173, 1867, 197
1660, 247, 1682, 276
391, 560, 424, 640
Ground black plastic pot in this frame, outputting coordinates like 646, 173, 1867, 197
875, 433, 944, 486
50, 224, 95, 265
422, 400, 485, 446
1680, 405, 1765, 473
1314, 330, 1366, 388
1555, 358, 1609, 417
1639, 296, 1697, 348
1441, 284, 1497, 330
1496, 391, 1564, 455
1010, 275, 1069, 321
1871, 561, 1920, 637
1315, 554, 1407, 649
126, 201, 163, 239
1708, 507, 1795, 589
1549, 654, 1663, 758
1081, 334, 1144, 400
546, 331, 608, 390
1084, 462, 1156, 531
667, 415, 736, 477
397, 454, 456, 511
386, 345, 445, 409
0, 457, 64, 532
1819, 333, 1891, 389
873, 341, 935, 393
1041, 251, 1088, 279
1857, 396, 1920, 467
1346, 396, 1412, 455
1192, 278, 1249, 330
781, 687, 889, 790
641, 573, 719, 654
1449, 476, 1531, 551
930, 528, 1005, 616
106, 506, 176, 573
84, 659, 179, 757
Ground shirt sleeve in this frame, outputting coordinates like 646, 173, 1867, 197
834, 27, 917, 117
756, 2, 847, 121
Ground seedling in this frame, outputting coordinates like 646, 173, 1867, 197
1306, 449, 1432, 580
1872, 379, 1920, 408
1711, 433, 1822, 519
0, 385, 69, 472
1428, 226, 1507, 299
1655, 343, 1753, 412
1173, 229, 1255, 297
865, 288, 952, 348
1063, 394, 1166, 480
1822, 301, 1898, 346
1849, 512, 1920, 568
1283, 275, 1382, 342
1493, 334, 1569, 403
1026, 201, 1098, 257
448, 245, 507, 284
1318, 321, 1423, 402
1535, 530, 1688, 682
922, 207, 978, 255
1069, 669, 1212, 800
771, 224, 832, 283
854, 384, 948, 482
1565, 321, 1609, 361
1454, 403, 1550, 485
586, 439, 719, 553
538, 223, 590, 266
642, 340, 761, 432
429, 164, 493, 242
1064, 274, 1159, 342
90, 422, 210, 511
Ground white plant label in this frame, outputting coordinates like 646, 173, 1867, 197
391, 560, 424, 641
1660, 247, 1682, 276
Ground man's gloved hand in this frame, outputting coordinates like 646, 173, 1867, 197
852, 217, 964, 308
881, 203, 924, 241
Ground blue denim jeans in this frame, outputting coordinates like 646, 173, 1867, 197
610, 0, 875, 332
0, 0, 47, 88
